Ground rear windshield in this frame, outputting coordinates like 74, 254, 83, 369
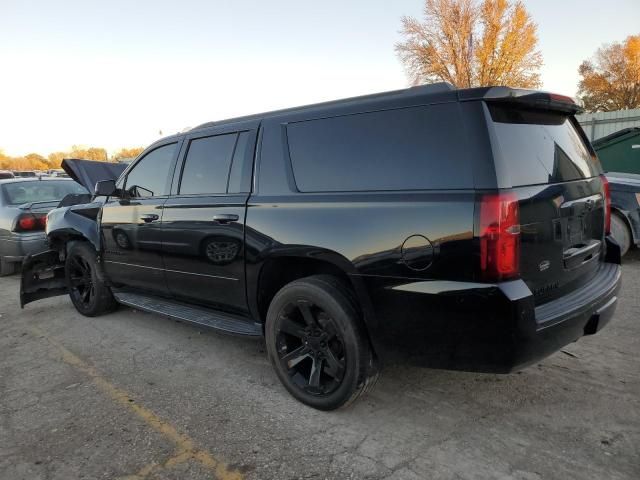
489, 104, 601, 187
1, 180, 87, 205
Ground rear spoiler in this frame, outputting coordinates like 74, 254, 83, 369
18, 200, 61, 210
459, 87, 583, 115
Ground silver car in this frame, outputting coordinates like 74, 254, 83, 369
0, 178, 87, 275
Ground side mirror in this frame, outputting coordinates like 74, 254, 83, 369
94, 179, 117, 197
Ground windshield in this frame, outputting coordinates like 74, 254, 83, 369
1, 180, 88, 205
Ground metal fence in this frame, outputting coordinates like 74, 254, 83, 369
577, 108, 640, 141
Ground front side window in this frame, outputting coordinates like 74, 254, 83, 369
125, 143, 177, 197
179, 133, 238, 195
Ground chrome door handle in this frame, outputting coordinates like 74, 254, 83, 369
140, 214, 159, 223
212, 214, 239, 223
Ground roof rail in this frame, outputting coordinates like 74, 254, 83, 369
408, 82, 455, 94
192, 82, 457, 131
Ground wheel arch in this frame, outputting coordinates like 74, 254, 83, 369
611, 207, 637, 245
46, 206, 102, 254
249, 252, 378, 338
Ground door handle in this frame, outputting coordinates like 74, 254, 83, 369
212, 214, 239, 223
140, 214, 159, 223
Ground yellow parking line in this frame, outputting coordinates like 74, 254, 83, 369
28, 325, 243, 480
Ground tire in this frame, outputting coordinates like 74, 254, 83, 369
0, 257, 17, 277
265, 275, 378, 410
611, 213, 632, 257
65, 242, 118, 317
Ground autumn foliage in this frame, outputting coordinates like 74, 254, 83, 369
0, 145, 144, 171
578, 34, 640, 112
396, 0, 542, 88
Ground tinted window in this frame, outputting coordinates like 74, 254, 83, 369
489, 105, 601, 187
286, 104, 473, 192
1, 180, 87, 205
125, 143, 177, 197
180, 133, 237, 195
227, 131, 252, 193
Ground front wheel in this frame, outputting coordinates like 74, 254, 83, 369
265, 275, 378, 410
65, 242, 118, 317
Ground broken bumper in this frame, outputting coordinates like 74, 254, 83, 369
20, 250, 67, 308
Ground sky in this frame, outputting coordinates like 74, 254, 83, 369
1, 0, 639, 157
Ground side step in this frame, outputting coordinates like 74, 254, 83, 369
113, 292, 262, 337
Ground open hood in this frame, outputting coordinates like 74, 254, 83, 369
61, 158, 127, 193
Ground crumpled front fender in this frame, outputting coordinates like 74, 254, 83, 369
46, 204, 102, 252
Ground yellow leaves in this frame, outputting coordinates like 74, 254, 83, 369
396, 0, 542, 89
0, 145, 144, 171
113, 147, 144, 161
578, 34, 640, 112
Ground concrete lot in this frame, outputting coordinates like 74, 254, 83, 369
1, 254, 639, 480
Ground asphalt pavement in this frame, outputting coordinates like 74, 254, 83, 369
1, 252, 639, 479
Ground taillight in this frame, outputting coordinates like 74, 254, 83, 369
601, 174, 611, 235
477, 192, 520, 282
14, 213, 47, 232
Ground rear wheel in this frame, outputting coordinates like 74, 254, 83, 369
65, 242, 118, 316
265, 275, 378, 410
611, 213, 632, 257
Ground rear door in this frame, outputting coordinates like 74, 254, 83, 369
487, 103, 605, 304
160, 125, 256, 314
101, 141, 181, 294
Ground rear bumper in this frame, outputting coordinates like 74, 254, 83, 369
362, 260, 621, 373
508, 261, 620, 371
0, 232, 48, 264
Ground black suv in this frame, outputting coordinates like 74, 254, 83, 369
21, 83, 622, 410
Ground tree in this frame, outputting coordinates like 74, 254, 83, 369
578, 34, 640, 112
23, 153, 51, 170
395, 0, 542, 88
48, 151, 66, 168
112, 147, 144, 161
69, 145, 108, 162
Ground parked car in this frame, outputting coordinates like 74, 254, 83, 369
0, 178, 88, 275
0, 170, 15, 179
12, 171, 37, 178
47, 169, 70, 178
21, 84, 622, 410
607, 172, 640, 256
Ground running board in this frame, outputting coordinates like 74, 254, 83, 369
113, 292, 262, 337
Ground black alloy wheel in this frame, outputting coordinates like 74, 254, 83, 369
275, 299, 346, 396
68, 254, 95, 308
65, 242, 118, 317
266, 275, 378, 410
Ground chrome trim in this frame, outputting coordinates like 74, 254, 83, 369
103, 260, 238, 281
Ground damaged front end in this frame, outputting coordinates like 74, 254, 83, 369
20, 158, 126, 308
20, 203, 103, 308
20, 249, 67, 307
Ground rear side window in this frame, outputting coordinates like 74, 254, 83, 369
489, 104, 601, 187
286, 104, 473, 192
180, 133, 238, 195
